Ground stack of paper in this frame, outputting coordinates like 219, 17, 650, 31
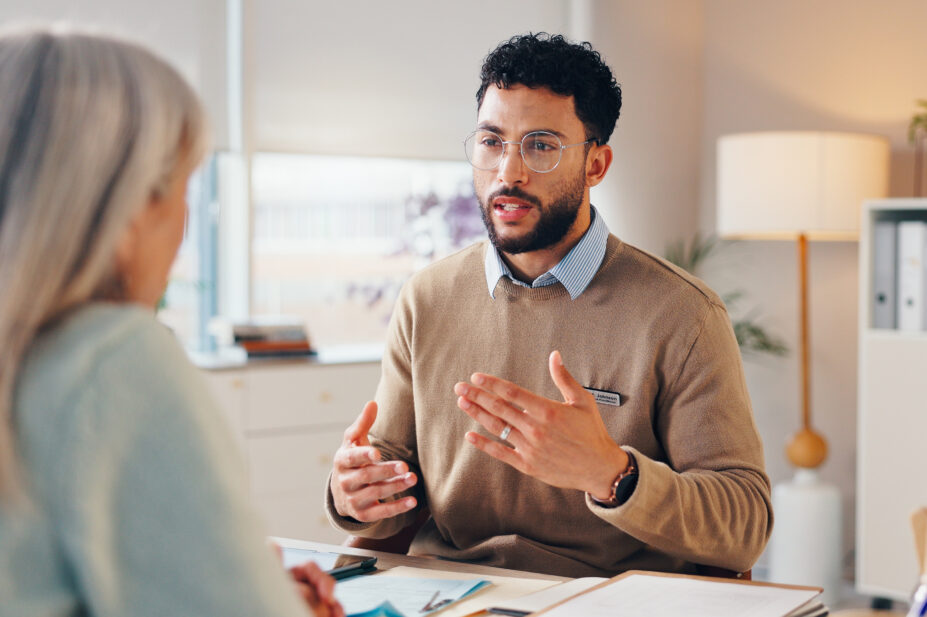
533, 572, 825, 617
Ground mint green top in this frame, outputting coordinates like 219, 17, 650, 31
0, 303, 309, 617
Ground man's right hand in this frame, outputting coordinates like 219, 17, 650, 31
330, 401, 419, 522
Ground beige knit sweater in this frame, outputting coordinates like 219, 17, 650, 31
327, 236, 772, 577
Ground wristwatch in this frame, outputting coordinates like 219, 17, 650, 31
590, 451, 638, 508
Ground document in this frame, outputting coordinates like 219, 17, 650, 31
370, 566, 557, 617
335, 573, 490, 617
534, 572, 824, 617
487, 576, 607, 615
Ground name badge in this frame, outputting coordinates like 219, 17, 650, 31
584, 386, 622, 407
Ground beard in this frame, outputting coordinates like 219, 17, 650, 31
477, 172, 586, 255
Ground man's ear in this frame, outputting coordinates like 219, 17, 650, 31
585, 143, 613, 188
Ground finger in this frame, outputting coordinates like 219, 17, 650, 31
547, 350, 587, 405
343, 400, 378, 446
456, 394, 526, 448
465, 430, 528, 473
468, 372, 551, 418
300, 562, 337, 602
335, 461, 412, 493
333, 445, 385, 470
345, 471, 418, 505
352, 495, 418, 523
455, 382, 530, 431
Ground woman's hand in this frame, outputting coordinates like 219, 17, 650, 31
289, 561, 345, 617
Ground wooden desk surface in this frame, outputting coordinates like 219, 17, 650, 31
276, 538, 569, 582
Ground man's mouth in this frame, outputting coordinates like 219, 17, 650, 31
493, 197, 533, 212
491, 196, 535, 222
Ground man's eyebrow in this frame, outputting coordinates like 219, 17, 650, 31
474, 123, 569, 139
476, 122, 505, 135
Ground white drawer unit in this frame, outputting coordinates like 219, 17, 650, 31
198, 350, 381, 544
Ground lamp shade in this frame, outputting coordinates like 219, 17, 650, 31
717, 131, 890, 240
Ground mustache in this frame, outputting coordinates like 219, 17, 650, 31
486, 186, 542, 209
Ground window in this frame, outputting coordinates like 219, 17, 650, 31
159, 156, 219, 351
250, 153, 484, 347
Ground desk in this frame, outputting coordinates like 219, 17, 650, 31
278, 538, 570, 616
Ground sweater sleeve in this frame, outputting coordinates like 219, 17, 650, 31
325, 283, 426, 539
587, 302, 773, 573
48, 318, 311, 617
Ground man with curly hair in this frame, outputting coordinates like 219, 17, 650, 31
326, 33, 772, 578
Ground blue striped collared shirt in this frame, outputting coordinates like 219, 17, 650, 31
484, 205, 610, 300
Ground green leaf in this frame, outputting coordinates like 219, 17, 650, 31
665, 233, 788, 359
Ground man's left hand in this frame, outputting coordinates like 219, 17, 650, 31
454, 350, 630, 500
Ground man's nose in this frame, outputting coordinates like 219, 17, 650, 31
497, 143, 528, 185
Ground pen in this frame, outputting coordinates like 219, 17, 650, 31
908, 578, 927, 617
487, 609, 531, 617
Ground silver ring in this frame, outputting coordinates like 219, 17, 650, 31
499, 424, 512, 440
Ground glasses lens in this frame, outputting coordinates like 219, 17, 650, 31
522, 132, 562, 172
465, 130, 504, 170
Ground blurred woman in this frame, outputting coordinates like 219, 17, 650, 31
0, 26, 342, 617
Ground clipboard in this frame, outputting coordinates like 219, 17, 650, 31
531, 570, 825, 617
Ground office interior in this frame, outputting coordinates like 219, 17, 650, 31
3, 0, 926, 612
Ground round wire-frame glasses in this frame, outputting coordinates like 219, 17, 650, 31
464, 129, 594, 174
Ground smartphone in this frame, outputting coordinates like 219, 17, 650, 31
281, 548, 377, 580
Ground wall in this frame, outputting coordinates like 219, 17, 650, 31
0, 0, 229, 148
580, 0, 704, 255
251, 0, 568, 159
700, 0, 927, 568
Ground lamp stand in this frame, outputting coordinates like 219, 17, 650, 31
786, 233, 828, 469
769, 233, 842, 606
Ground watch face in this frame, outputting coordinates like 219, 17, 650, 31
614, 472, 639, 504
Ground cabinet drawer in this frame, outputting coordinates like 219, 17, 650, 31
248, 429, 343, 497
201, 370, 247, 448
245, 362, 380, 431
253, 493, 348, 545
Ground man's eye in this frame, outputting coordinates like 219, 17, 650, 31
480, 138, 501, 148
529, 140, 556, 152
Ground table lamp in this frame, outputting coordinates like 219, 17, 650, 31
716, 131, 890, 604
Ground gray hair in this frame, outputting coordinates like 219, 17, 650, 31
0, 26, 208, 495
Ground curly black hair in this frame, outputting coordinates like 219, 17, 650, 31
476, 32, 622, 145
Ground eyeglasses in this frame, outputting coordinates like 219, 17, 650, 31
464, 130, 594, 174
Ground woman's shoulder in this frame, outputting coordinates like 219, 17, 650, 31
21, 303, 180, 394
15, 303, 195, 452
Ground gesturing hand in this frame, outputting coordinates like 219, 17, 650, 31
330, 401, 418, 522
454, 350, 630, 501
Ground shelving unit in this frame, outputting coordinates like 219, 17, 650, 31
857, 198, 927, 599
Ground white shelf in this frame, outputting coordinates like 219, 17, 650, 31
856, 198, 927, 600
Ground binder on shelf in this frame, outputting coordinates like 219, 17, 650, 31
872, 220, 897, 329
897, 220, 927, 332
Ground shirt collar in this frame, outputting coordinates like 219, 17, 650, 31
484, 205, 610, 300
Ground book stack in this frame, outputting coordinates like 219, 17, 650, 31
232, 319, 313, 358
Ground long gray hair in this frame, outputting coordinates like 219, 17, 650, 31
0, 26, 208, 495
